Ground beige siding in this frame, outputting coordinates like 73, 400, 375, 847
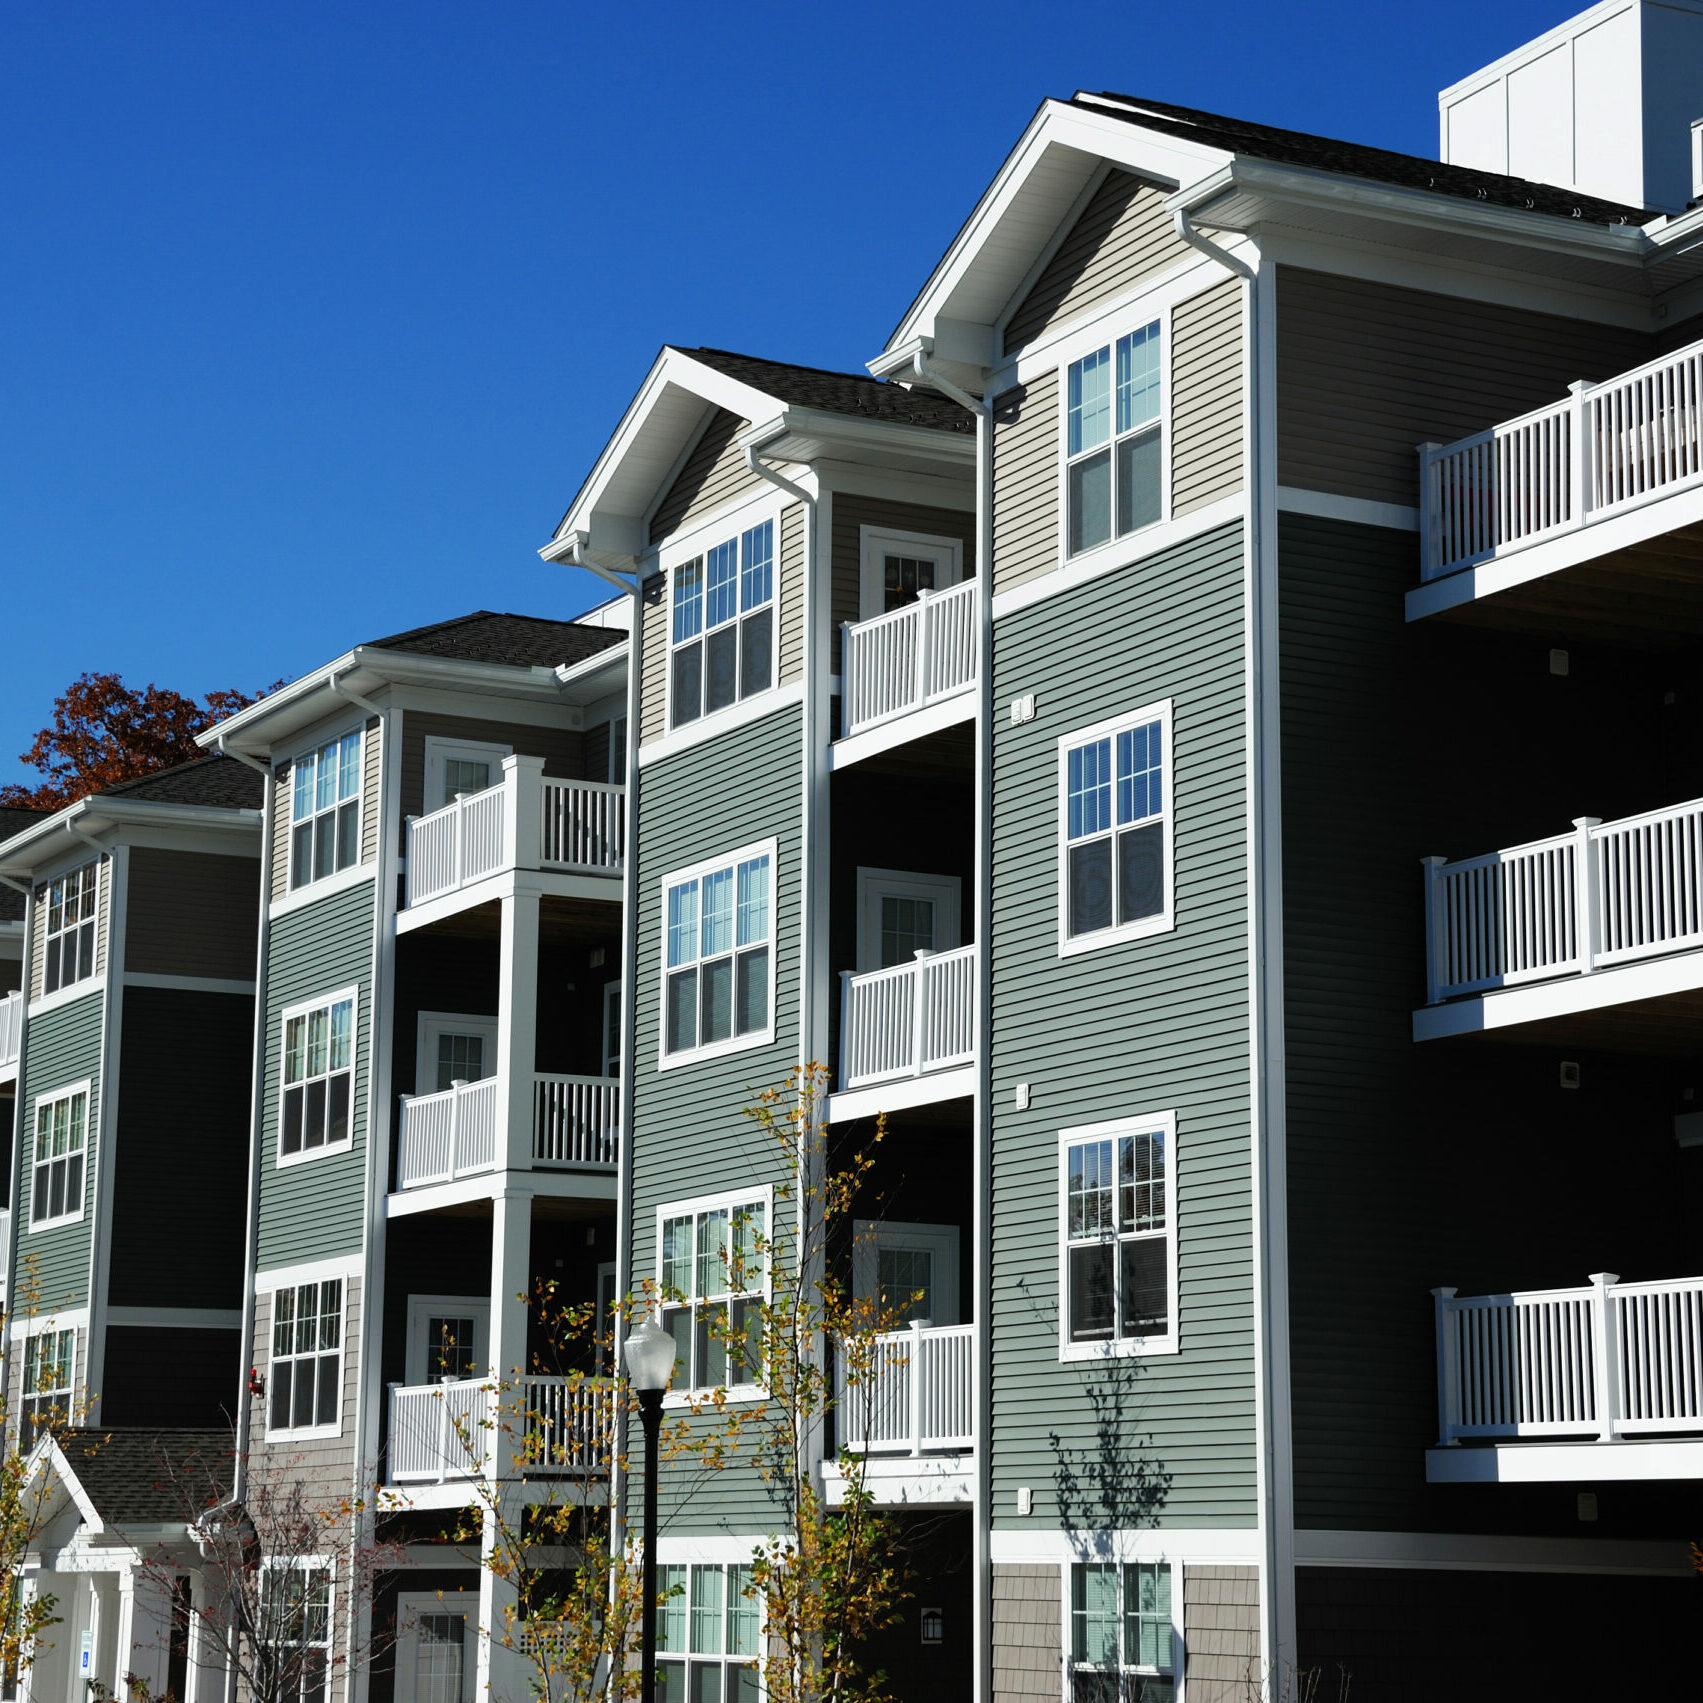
270, 768, 291, 901
397, 711, 588, 823
648, 409, 762, 546
126, 849, 260, 980
1183, 1564, 1261, 1700
639, 573, 667, 746
1275, 265, 1652, 507
992, 1564, 1060, 1703
1004, 171, 1190, 355
778, 501, 806, 685
991, 371, 1060, 596
251, 1275, 363, 1491
1172, 279, 1245, 516
829, 492, 976, 670
359, 716, 382, 865
94, 857, 109, 978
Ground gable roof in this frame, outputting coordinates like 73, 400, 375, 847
362, 610, 625, 670
97, 753, 264, 810
51, 1428, 233, 1526
674, 348, 974, 434
0, 808, 48, 921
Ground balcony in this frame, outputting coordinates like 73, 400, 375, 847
405, 762, 624, 911
395, 1073, 619, 1191
387, 1374, 614, 1484
0, 990, 19, 1078
1416, 795, 1703, 1040
828, 1322, 974, 1505
838, 582, 978, 759
836, 945, 975, 1113
1428, 1274, 1703, 1482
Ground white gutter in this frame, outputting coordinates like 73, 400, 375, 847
1170, 202, 1255, 281
327, 669, 384, 721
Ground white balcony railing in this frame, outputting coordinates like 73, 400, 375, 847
397, 1073, 620, 1191
841, 580, 978, 739
388, 1376, 615, 1483
0, 991, 20, 1071
838, 1322, 974, 1455
1435, 1273, 1703, 1444
1423, 795, 1703, 1001
405, 760, 625, 908
839, 944, 976, 1090
1420, 336, 1703, 580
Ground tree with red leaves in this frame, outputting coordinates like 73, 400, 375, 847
0, 672, 275, 810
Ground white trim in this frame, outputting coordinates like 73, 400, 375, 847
262, 1270, 349, 1443
822, 1453, 973, 1505
1057, 1111, 1179, 1361
854, 867, 962, 973
1294, 1526, 1694, 1575
27, 979, 106, 1022
282, 724, 367, 896
989, 1527, 1257, 1565
26, 1078, 94, 1234
655, 837, 779, 1071
826, 1065, 975, 1124
414, 1011, 499, 1097
829, 693, 975, 770
122, 972, 255, 995
856, 526, 964, 622
254, 1251, 363, 1292
1425, 1439, 1703, 1484
7, 1305, 91, 1342
404, 1294, 490, 1385
654, 1183, 774, 1404
654, 1534, 772, 1565
267, 862, 376, 921
1056, 700, 1175, 957
1276, 485, 1420, 532
637, 681, 805, 769
104, 1307, 243, 1329
852, 1218, 962, 1326
422, 736, 512, 817
276, 983, 360, 1168
385, 1169, 617, 1217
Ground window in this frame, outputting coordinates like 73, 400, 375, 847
269, 1280, 343, 1434
670, 519, 775, 727
40, 864, 98, 995
657, 1563, 759, 1703
1059, 704, 1172, 952
405, 1295, 489, 1384
281, 992, 356, 1159
30, 1085, 88, 1229
289, 732, 362, 889
20, 1329, 74, 1441
857, 526, 964, 620
397, 1593, 477, 1703
259, 1565, 332, 1703
415, 1012, 497, 1096
423, 738, 511, 814
854, 868, 962, 972
853, 1219, 962, 1327
658, 1194, 767, 1392
1061, 1115, 1175, 1358
662, 843, 773, 1060
1066, 323, 1162, 557
1069, 1563, 1175, 1702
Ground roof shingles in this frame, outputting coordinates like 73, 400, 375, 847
362, 610, 624, 670
675, 347, 974, 433
53, 1428, 234, 1525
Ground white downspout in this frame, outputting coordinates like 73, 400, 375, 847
1171, 204, 1256, 281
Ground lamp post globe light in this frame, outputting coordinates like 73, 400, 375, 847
624, 1317, 675, 1703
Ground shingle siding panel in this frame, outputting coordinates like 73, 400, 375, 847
640, 574, 667, 747
778, 501, 806, 686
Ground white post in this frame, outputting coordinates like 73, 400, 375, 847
909, 1319, 924, 1457
1420, 858, 1448, 1004
915, 588, 933, 704
502, 753, 545, 873
1417, 443, 1443, 578
448, 1078, 467, 1178
839, 621, 855, 732
912, 952, 930, 1077
185, 1571, 221, 1703
838, 969, 853, 1087
1568, 379, 1591, 524
1590, 1271, 1622, 1442
117, 1570, 175, 1703
1573, 818, 1603, 974
1431, 1288, 1460, 1445
498, 891, 541, 1173
452, 792, 468, 890
403, 814, 418, 904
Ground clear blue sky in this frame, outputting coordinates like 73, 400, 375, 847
3, 0, 1571, 789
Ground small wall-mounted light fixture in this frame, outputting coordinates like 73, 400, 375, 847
1577, 1491, 1599, 1522
1559, 1061, 1581, 1090
248, 1366, 266, 1398
1549, 648, 1570, 677
920, 1607, 944, 1646
590, 947, 606, 968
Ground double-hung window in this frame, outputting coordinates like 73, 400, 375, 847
41, 864, 98, 995
1059, 704, 1172, 951
280, 992, 355, 1159
21, 1329, 74, 1441
1069, 1562, 1175, 1702
670, 519, 775, 727
657, 1562, 759, 1703
1061, 1115, 1175, 1357
290, 732, 362, 889
260, 1565, 333, 1703
31, 1085, 88, 1229
662, 843, 773, 1060
658, 1194, 767, 1391
1066, 322, 1162, 557
269, 1280, 343, 1434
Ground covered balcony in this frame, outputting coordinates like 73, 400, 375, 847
386, 1374, 614, 1485
0, 989, 19, 1080
1428, 1273, 1703, 1482
836, 580, 978, 764
834, 944, 975, 1117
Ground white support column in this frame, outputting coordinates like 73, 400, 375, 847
1431, 1287, 1460, 1446
1420, 857, 1449, 1004
116, 1570, 174, 1703
1573, 818, 1603, 974
1590, 1271, 1623, 1443
498, 889, 541, 1173
1567, 379, 1591, 523
185, 1571, 222, 1703
501, 754, 546, 876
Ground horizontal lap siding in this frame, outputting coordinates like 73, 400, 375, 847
649, 410, 761, 547
250, 1277, 364, 1495
779, 501, 806, 686
992, 372, 1060, 596
397, 710, 588, 821
1275, 266, 1652, 507
360, 718, 382, 865
271, 772, 292, 901
31, 857, 109, 1001
631, 704, 802, 1533
125, 849, 260, 980
18, 991, 104, 1309
1172, 280, 1245, 517
1004, 171, 1191, 355
640, 575, 667, 747
990, 521, 1256, 1531
829, 493, 977, 670
257, 880, 375, 1268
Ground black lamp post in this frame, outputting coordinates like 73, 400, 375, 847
623, 1316, 675, 1703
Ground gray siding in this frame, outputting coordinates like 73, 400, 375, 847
125, 849, 260, 980
1275, 266, 1652, 507
397, 710, 588, 823
991, 1565, 1059, 1703
778, 501, 806, 686
991, 372, 1060, 596
1172, 280, 1245, 517
990, 521, 1255, 1531
829, 492, 977, 670
256, 878, 375, 1269
1004, 171, 1191, 355
1183, 1564, 1260, 1700
639, 573, 667, 747
630, 704, 803, 1533
649, 409, 762, 546
17, 991, 104, 1309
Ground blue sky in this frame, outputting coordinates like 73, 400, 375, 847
3, 0, 1573, 788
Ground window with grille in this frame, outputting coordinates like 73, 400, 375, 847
658, 1194, 767, 1392
280, 992, 355, 1160
269, 1280, 343, 1434
1065, 322, 1163, 557
40, 864, 98, 995
662, 843, 773, 1061
669, 519, 775, 728
21, 1329, 74, 1441
259, 1566, 333, 1703
289, 732, 362, 889
657, 1563, 760, 1703
30, 1085, 87, 1229
1069, 1562, 1175, 1702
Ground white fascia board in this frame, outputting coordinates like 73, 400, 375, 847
0, 798, 261, 880
746, 408, 976, 473
194, 650, 365, 753
554, 641, 629, 699
1426, 1440, 1703, 1488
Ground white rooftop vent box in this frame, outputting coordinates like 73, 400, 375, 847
1439, 0, 1703, 214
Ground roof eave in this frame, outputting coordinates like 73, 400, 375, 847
0, 798, 263, 879
742, 407, 976, 473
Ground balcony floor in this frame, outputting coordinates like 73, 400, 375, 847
387, 1167, 617, 1219
397, 867, 620, 938
828, 1065, 974, 1124
1427, 1439, 1703, 1483
822, 1453, 972, 1506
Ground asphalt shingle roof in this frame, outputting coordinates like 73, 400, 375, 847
1076, 93, 1657, 228
97, 753, 265, 809
0, 808, 48, 920
675, 347, 975, 434
363, 610, 625, 670
53, 1429, 233, 1524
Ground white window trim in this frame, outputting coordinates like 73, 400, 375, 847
1058, 1558, 1181, 1702
856, 525, 965, 622
656, 837, 779, 1071
852, 1218, 961, 1327
1054, 310, 1172, 577
1056, 700, 1175, 959
404, 1294, 491, 1385
265, 1278, 347, 1441
1057, 1111, 1179, 1363
854, 867, 963, 973
287, 725, 365, 893
38, 861, 101, 999
28, 1078, 92, 1234
661, 499, 786, 737
654, 1183, 774, 1406
414, 1011, 499, 1098
395, 1591, 478, 1703
422, 736, 512, 816
277, 984, 360, 1169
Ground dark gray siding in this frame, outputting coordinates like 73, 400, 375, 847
126, 848, 260, 980
989, 520, 1256, 1531
100, 1325, 241, 1427
257, 878, 374, 1269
